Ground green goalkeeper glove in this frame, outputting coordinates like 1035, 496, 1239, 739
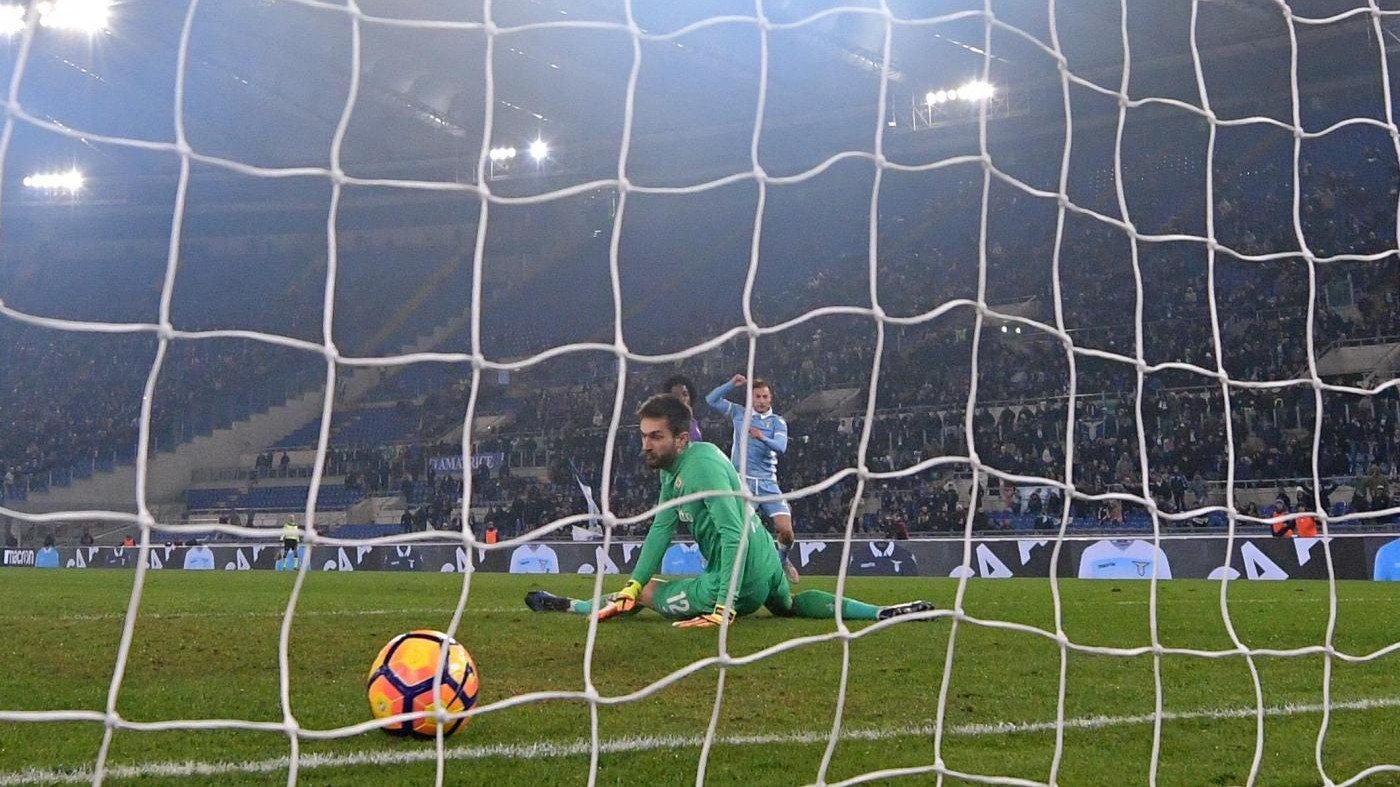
596, 580, 642, 621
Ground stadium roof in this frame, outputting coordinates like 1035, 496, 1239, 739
0, 0, 1391, 200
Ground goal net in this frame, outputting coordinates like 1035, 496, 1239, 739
2, 0, 1400, 785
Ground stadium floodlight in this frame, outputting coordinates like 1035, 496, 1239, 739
925, 83, 993, 109
23, 168, 85, 192
488, 146, 517, 162
0, 4, 24, 35
957, 80, 995, 102
528, 139, 549, 161
35, 0, 110, 33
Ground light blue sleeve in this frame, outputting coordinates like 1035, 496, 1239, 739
764, 417, 789, 455
705, 381, 740, 420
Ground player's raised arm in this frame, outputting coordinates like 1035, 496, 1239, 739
705, 375, 743, 418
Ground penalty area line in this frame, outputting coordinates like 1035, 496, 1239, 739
3, 697, 1399, 785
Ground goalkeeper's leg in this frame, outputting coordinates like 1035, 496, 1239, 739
524, 579, 670, 616
524, 589, 582, 614
643, 576, 720, 620
763, 574, 934, 621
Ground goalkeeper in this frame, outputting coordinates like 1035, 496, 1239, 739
525, 394, 932, 627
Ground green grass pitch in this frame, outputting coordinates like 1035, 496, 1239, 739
1, 569, 1398, 786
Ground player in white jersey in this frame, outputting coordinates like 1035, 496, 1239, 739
1077, 539, 1173, 580
705, 374, 799, 583
509, 542, 561, 574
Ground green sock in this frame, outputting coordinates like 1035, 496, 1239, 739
568, 598, 593, 615
791, 590, 881, 621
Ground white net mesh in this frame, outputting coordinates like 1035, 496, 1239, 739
1, 0, 1400, 785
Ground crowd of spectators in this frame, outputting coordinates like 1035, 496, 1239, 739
4, 122, 1399, 541
345, 135, 1400, 537
0, 223, 536, 499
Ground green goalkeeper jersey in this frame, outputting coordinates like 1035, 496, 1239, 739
629, 441, 782, 607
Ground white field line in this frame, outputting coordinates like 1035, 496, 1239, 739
1108, 597, 1381, 606
0, 608, 522, 623
2, 697, 1398, 785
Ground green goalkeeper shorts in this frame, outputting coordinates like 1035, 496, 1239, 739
651, 569, 792, 619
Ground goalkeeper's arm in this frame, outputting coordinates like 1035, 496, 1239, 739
597, 503, 677, 619
629, 502, 677, 588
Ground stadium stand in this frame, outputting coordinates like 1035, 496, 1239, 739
3, 130, 1397, 541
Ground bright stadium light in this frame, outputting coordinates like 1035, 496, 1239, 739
23, 168, 85, 192
36, 0, 111, 33
914, 80, 999, 130
958, 80, 995, 101
488, 146, 517, 162
0, 4, 24, 35
528, 139, 549, 161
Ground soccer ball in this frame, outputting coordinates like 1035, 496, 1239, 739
366, 629, 480, 738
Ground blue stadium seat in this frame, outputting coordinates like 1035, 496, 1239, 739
186, 487, 241, 510
328, 523, 404, 539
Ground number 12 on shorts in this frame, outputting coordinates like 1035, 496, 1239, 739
667, 590, 690, 614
